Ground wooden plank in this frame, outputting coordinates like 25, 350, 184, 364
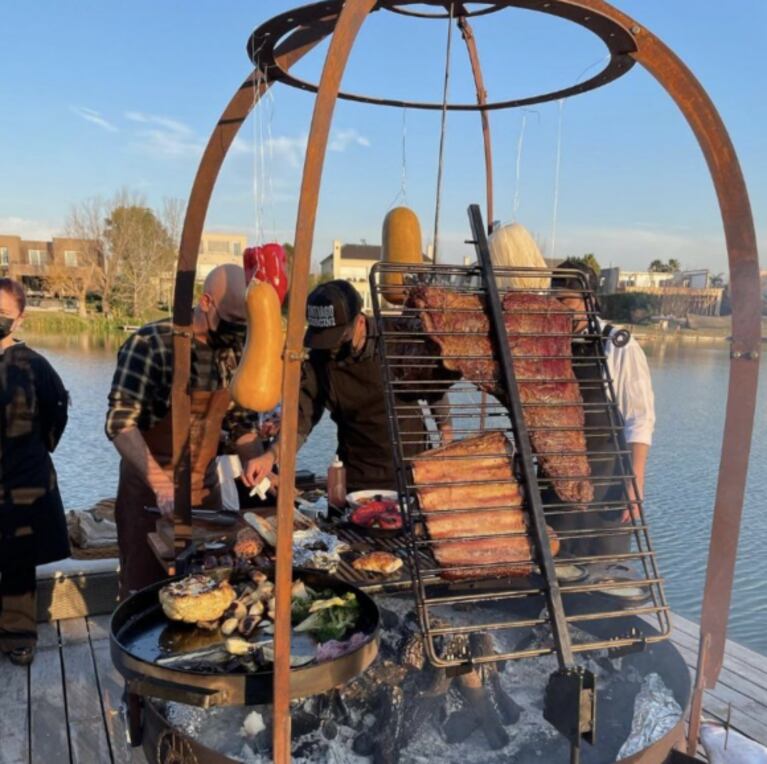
61, 633, 112, 763
60, 616, 89, 644
673, 636, 767, 711
30, 644, 70, 764
671, 639, 767, 736
673, 613, 767, 674
92, 639, 145, 764
0, 660, 29, 764
37, 621, 60, 648
87, 613, 112, 642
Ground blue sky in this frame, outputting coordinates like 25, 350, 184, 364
0, 1, 764, 273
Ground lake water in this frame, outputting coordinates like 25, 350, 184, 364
19, 333, 766, 655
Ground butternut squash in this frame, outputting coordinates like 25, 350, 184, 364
381, 206, 423, 304
488, 223, 550, 291
230, 280, 283, 412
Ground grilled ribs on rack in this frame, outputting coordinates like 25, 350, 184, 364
412, 431, 560, 580
406, 286, 593, 506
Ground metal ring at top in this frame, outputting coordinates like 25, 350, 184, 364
247, 0, 638, 111
385, 1, 505, 19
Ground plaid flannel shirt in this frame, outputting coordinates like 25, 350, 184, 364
105, 319, 259, 444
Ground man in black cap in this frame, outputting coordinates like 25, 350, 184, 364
245, 280, 449, 492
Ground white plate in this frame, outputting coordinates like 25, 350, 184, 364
345, 490, 399, 509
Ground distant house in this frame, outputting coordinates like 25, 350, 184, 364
319, 241, 383, 311
601, 266, 723, 317
0, 234, 103, 298
197, 232, 248, 282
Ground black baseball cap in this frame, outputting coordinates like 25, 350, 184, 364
304, 280, 363, 349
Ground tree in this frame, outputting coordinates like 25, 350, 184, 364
649, 259, 679, 273
106, 204, 176, 318
58, 196, 108, 316
572, 253, 600, 275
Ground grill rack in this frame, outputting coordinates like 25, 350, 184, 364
369, 210, 671, 676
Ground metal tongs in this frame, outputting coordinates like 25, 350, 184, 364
143, 506, 237, 526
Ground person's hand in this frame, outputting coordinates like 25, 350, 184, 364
439, 423, 454, 445
151, 475, 175, 519
621, 481, 643, 523
242, 449, 277, 488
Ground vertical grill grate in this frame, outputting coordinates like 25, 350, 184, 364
369, 209, 671, 675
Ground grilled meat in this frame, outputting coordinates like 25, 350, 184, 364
412, 432, 559, 580
408, 286, 592, 505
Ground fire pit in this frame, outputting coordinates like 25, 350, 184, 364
135, 593, 691, 764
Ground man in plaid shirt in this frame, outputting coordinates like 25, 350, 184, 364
105, 264, 264, 593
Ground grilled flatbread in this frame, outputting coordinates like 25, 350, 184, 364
352, 551, 403, 576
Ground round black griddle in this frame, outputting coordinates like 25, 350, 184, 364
110, 569, 380, 708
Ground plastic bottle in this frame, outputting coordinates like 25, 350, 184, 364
327, 455, 347, 509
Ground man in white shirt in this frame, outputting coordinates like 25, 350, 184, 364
547, 260, 656, 557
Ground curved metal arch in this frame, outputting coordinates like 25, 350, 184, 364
248, 0, 638, 111
170, 23, 330, 530
170, 1, 760, 760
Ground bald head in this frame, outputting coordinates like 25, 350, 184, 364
200, 264, 247, 323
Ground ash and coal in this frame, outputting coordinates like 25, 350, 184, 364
162, 595, 681, 763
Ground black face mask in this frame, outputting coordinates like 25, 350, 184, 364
207, 313, 246, 350
328, 339, 353, 362
0, 316, 14, 340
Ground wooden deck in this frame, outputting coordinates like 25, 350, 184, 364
1, 612, 765, 764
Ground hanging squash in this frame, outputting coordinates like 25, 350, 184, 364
488, 223, 550, 291
230, 279, 284, 412
381, 206, 423, 304
243, 243, 289, 304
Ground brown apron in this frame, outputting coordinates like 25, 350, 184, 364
115, 388, 232, 597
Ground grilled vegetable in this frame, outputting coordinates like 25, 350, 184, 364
221, 618, 239, 636
230, 280, 284, 412
294, 592, 360, 642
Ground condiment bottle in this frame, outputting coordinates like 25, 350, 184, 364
327, 455, 347, 509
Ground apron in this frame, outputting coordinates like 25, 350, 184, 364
545, 337, 630, 558
114, 388, 231, 596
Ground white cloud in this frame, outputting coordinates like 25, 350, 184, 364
232, 128, 370, 169
70, 106, 118, 132
329, 128, 371, 152
0, 216, 60, 240
126, 111, 202, 159
125, 111, 193, 134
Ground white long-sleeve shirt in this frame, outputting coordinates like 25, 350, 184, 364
599, 319, 656, 446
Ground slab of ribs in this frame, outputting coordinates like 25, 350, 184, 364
411, 431, 560, 580
405, 286, 592, 506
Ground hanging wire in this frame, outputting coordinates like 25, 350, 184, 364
549, 98, 564, 260
251, 64, 264, 246
387, 107, 409, 210
261, 72, 277, 242
549, 55, 609, 258
431, 2, 454, 265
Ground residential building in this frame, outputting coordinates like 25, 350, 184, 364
319, 240, 382, 311
0, 234, 102, 296
197, 232, 248, 282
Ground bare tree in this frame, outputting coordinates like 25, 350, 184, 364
59, 196, 108, 316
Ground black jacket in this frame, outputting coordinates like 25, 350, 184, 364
0, 342, 70, 566
296, 318, 432, 492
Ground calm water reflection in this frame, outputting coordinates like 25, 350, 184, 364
20, 333, 766, 654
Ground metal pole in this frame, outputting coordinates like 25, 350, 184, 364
272, 1, 378, 761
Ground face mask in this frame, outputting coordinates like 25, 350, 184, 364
0, 316, 14, 340
206, 303, 246, 349
329, 339, 353, 362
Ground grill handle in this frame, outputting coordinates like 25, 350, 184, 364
467, 203, 596, 754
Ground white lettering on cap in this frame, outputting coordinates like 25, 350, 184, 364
307, 304, 336, 328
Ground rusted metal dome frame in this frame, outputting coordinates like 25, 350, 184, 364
168, 1, 761, 760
